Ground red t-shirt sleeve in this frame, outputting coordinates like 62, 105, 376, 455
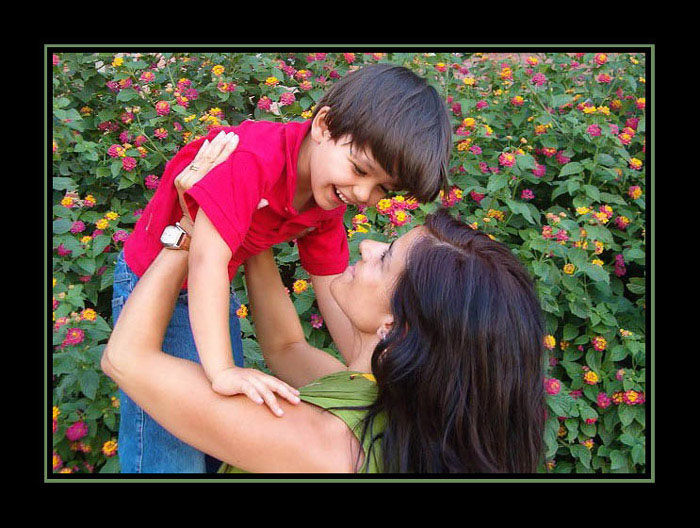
297, 215, 349, 276
184, 151, 267, 254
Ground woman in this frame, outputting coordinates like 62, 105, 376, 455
102, 135, 546, 473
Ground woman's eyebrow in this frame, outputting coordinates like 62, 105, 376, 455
385, 240, 396, 264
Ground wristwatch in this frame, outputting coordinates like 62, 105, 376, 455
160, 222, 191, 250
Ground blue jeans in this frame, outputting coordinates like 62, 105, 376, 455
111, 251, 245, 473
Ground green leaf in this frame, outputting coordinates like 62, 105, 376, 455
116, 88, 138, 102
52, 177, 77, 191
79, 370, 100, 400
558, 162, 584, 178
53, 218, 73, 234
91, 235, 112, 258
487, 173, 509, 193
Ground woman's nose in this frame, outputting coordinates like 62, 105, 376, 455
359, 239, 387, 261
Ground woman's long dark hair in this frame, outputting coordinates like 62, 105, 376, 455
358, 208, 545, 473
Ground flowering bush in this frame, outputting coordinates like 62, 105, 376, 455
52, 51, 647, 474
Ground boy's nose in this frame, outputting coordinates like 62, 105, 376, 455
353, 182, 373, 205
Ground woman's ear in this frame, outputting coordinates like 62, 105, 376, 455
310, 106, 332, 143
376, 315, 394, 341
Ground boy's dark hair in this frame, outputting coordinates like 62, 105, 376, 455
312, 63, 452, 203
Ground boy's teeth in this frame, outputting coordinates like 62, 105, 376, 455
335, 187, 350, 205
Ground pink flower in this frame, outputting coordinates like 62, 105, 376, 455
569, 389, 583, 399
70, 221, 86, 234
587, 124, 602, 137
107, 144, 124, 158
544, 378, 561, 395
121, 112, 135, 124
596, 73, 612, 83
614, 254, 626, 277
498, 152, 516, 167
139, 71, 155, 83
153, 128, 168, 140
134, 135, 147, 147
451, 102, 462, 115
470, 145, 482, 155
113, 230, 129, 242
626, 117, 639, 130
62, 328, 85, 347
257, 96, 272, 111
53, 54, 60, 66
476, 100, 489, 110
122, 156, 137, 171
56, 244, 72, 257
531, 73, 547, 86
144, 174, 160, 190
310, 314, 324, 329
521, 189, 534, 200
173, 122, 183, 132
532, 163, 546, 178
594, 53, 608, 66
279, 92, 296, 106
343, 53, 355, 63
155, 101, 170, 116
470, 190, 485, 204
597, 392, 612, 409
555, 151, 570, 165
65, 421, 88, 442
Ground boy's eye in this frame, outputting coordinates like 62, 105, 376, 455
352, 163, 367, 176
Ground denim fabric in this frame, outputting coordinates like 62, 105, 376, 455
111, 251, 245, 473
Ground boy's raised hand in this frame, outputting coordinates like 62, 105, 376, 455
175, 131, 239, 220
212, 366, 301, 417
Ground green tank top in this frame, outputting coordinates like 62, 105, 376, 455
218, 370, 386, 474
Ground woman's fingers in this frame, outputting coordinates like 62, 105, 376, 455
217, 133, 239, 163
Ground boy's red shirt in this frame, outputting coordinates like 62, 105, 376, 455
124, 119, 349, 284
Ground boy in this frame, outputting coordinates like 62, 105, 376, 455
114, 63, 452, 473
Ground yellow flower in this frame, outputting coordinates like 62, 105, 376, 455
112, 56, 123, 67
301, 110, 313, 119
463, 76, 476, 86
376, 198, 393, 214
583, 105, 597, 114
463, 117, 476, 128
84, 195, 96, 207
96, 218, 110, 230
53, 406, 60, 420
583, 371, 600, 385
80, 235, 92, 245
105, 211, 119, 221
563, 263, 575, 275
293, 279, 309, 294
592, 259, 604, 267
60, 196, 74, 208
620, 329, 633, 337
597, 106, 610, 116
102, 440, 118, 457
483, 124, 493, 136
81, 308, 97, 321
543, 335, 556, 350
236, 304, 248, 318
576, 207, 591, 215
265, 76, 279, 86
111, 396, 120, 408
184, 114, 196, 123
212, 65, 225, 76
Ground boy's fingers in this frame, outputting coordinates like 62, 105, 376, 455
250, 379, 284, 416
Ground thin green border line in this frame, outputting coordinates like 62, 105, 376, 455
47, 44, 653, 483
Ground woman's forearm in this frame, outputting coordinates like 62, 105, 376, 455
102, 248, 189, 379
244, 249, 306, 354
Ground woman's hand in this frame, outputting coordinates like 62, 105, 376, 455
211, 366, 301, 417
174, 130, 239, 221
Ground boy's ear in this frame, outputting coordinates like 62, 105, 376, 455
310, 106, 332, 143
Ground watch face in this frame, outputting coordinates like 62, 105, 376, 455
161, 226, 182, 246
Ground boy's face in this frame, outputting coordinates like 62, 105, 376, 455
308, 107, 399, 210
